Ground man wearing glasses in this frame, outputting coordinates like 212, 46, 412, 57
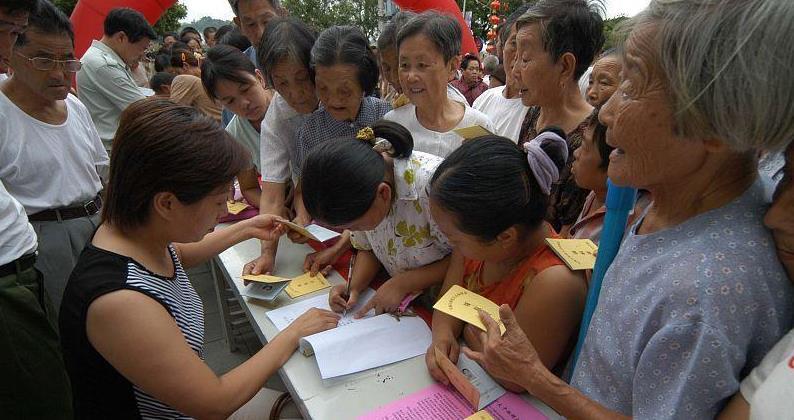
77, 8, 157, 153
0, 0, 73, 417
0, 0, 108, 318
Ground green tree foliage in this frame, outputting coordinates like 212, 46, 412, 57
180, 16, 233, 36
282, 0, 379, 41
602, 15, 629, 50
53, 0, 187, 36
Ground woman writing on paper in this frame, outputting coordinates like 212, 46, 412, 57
59, 99, 339, 419
424, 133, 585, 391
300, 121, 452, 316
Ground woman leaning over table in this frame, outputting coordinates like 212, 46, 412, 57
59, 99, 339, 419
463, 0, 794, 418
383, 11, 494, 159
513, 0, 604, 232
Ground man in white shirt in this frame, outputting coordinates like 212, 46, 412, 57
0, 0, 72, 417
77, 8, 156, 153
1, 1, 108, 313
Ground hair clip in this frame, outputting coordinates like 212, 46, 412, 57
356, 127, 375, 142
181, 52, 187, 63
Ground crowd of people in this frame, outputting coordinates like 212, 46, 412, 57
1, 0, 793, 418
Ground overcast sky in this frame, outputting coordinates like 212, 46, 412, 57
181, 0, 651, 23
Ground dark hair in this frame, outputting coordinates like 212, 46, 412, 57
169, 45, 199, 68
491, 65, 506, 85
201, 45, 258, 100
180, 27, 201, 41
397, 11, 461, 63
585, 108, 611, 169
150, 72, 175, 94
430, 135, 566, 241
153, 53, 171, 72
214, 25, 235, 41
2, 0, 40, 14
377, 11, 416, 51
103, 8, 157, 43
163, 32, 178, 41
103, 98, 250, 232
311, 25, 378, 95
15, 0, 73, 46
301, 120, 414, 226
498, 3, 532, 49
257, 17, 316, 86
516, 0, 605, 80
218, 27, 252, 51
203, 26, 217, 39
230, 0, 280, 17
460, 54, 480, 70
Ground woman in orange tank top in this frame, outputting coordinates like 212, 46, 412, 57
425, 133, 586, 392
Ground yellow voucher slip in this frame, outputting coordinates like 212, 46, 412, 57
240, 274, 290, 284
226, 201, 250, 215
286, 272, 331, 299
433, 285, 505, 334
465, 411, 495, 420
545, 238, 598, 270
453, 125, 495, 140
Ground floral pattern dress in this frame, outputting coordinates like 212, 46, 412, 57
350, 151, 452, 276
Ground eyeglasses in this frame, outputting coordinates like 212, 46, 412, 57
15, 52, 82, 73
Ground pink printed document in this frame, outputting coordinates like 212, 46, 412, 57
357, 383, 548, 420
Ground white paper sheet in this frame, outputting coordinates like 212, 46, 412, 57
265, 289, 376, 331
241, 281, 290, 301
457, 352, 506, 410
305, 224, 341, 242
300, 314, 432, 379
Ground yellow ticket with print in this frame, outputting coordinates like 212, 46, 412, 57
453, 125, 495, 140
545, 238, 598, 271
286, 272, 331, 298
226, 201, 250, 215
241, 274, 291, 284
433, 285, 505, 334
465, 411, 495, 420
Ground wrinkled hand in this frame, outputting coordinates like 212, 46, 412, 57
287, 214, 312, 244
284, 307, 340, 339
304, 245, 344, 276
328, 284, 360, 313
246, 214, 286, 242
425, 334, 460, 385
462, 323, 485, 352
354, 278, 406, 317
462, 305, 542, 390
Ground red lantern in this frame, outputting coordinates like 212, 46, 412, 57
489, 14, 501, 25
487, 29, 497, 40
490, 0, 501, 10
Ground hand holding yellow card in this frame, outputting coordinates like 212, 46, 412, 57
465, 411, 495, 420
433, 285, 505, 334
227, 201, 250, 215
241, 274, 290, 284
545, 238, 598, 270
286, 272, 331, 298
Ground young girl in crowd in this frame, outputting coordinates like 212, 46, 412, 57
424, 133, 586, 391
300, 121, 452, 316
169, 45, 222, 121
201, 44, 273, 206
59, 99, 339, 419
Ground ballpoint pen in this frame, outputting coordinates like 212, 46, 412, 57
342, 252, 355, 318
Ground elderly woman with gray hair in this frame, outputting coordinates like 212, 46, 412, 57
455, 0, 794, 418
383, 11, 494, 158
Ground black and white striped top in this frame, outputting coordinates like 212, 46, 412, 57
61, 244, 204, 419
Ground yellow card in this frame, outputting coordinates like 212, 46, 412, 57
545, 238, 598, 270
465, 411, 495, 420
433, 285, 505, 334
286, 272, 331, 298
227, 201, 250, 215
453, 125, 494, 140
241, 274, 290, 284
435, 347, 480, 409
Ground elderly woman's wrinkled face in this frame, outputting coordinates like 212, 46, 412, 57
398, 33, 457, 109
598, 27, 708, 189
502, 24, 518, 82
314, 63, 363, 122
586, 55, 621, 107
270, 58, 318, 115
514, 23, 563, 107
379, 46, 401, 94
765, 145, 794, 278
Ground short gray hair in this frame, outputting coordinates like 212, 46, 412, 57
628, 0, 794, 152
377, 11, 416, 51
311, 26, 379, 95
397, 11, 461, 63
256, 17, 317, 87
482, 55, 499, 74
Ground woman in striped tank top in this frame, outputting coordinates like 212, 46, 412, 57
60, 98, 340, 419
